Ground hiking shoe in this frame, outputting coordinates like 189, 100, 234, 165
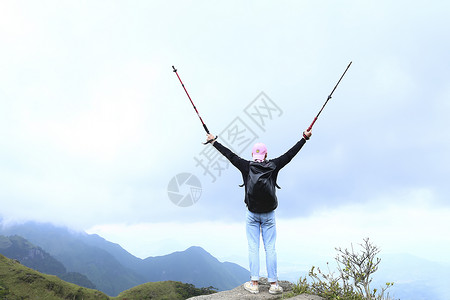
269, 282, 283, 294
244, 281, 259, 294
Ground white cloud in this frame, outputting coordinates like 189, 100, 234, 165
20, 61, 156, 162
1, 2, 450, 286
87, 221, 248, 260
87, 186, 450, 279
285, 188, 449, 257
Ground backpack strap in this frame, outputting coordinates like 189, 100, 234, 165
240, 182, 281, 188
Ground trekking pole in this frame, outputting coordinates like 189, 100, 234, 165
304, 61, 352, 138
172, 65, 217, 144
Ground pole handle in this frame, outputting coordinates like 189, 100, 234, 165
203, 123, 210, 134
172, 65, 177, 72
307, 117, 317, 132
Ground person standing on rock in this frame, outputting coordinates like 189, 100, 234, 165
206, 128, 312, 295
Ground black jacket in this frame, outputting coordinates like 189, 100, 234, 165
213, 138, 306, 213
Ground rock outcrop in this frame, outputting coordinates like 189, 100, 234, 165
188, 278, 325, 300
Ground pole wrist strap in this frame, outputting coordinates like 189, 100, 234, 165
205, 136, 218, 145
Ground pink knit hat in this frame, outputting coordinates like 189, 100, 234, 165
252, 143, 267, 161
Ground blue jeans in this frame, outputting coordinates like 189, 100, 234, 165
246, 210, 277, 283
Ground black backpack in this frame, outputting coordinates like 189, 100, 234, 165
243, 161, 280, 213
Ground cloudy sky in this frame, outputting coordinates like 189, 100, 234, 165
1, 0, 449, 279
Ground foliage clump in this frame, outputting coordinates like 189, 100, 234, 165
289, 238, 396, 300
114, 280, 217, 300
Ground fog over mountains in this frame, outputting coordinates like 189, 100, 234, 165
0, 221, 249, 296
1, 220, 449, 299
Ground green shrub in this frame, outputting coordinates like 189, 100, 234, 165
291, 238, 396, 300
0, 281, 10, 297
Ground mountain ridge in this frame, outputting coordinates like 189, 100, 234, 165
0, 253, 109, 299
0, 221, 249, 296
0, 234, 96, 289
0, 253, 216, 299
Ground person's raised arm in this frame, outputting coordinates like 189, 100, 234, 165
206, 133, 248, 171
272, 128, 312, 169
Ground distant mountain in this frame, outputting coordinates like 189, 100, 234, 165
1, 252, 216, 300
0, 221, 249, 296
137, 246, 249, 291
0, 253, 109, 299
76, 233, 249, 290
0, 235, 95, 289
0, 235, 66, 276
0, 223, 146, 296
